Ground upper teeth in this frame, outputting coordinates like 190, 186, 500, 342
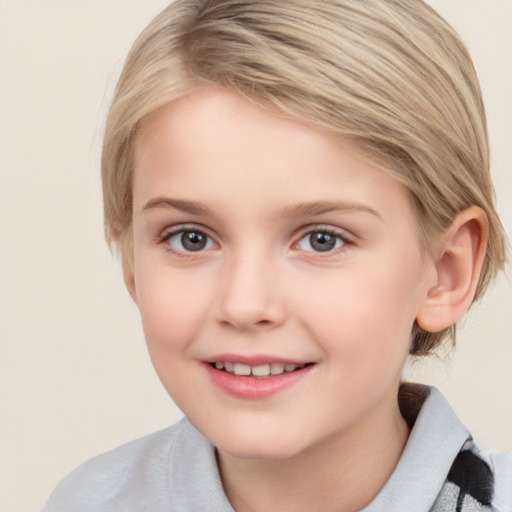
214, 362, 305, 377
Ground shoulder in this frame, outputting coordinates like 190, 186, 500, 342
40, 419, 188, 512
413, 386, 512, 511
489, 450, 512, 511
368, 385, 512, 512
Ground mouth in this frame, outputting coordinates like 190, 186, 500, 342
204, 355, 316, 399
209, 361, 312, 378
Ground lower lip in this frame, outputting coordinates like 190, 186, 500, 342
204, 364, 314, 400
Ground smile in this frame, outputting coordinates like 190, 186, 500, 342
205, 359, 315, 399
210, 362, 308, 377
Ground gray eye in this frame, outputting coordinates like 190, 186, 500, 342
298, 232, 344, 253
168, 230, 214, 252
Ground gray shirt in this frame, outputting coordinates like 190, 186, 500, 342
41, 386, 512, 511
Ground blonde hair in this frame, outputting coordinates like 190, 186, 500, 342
102, 0, 506, 355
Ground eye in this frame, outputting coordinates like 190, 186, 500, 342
297, 230, 346, 253
165, 229, 216, 253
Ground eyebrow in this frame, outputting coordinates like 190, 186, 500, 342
142, 197, 382, 221
281, 201, 383, 221
142, 197, 210, 215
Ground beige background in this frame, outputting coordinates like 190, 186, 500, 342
0, 1, 510, 511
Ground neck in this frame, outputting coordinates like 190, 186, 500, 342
217, 390, 409, 512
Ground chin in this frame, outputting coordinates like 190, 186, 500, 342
213, 428, 310, 461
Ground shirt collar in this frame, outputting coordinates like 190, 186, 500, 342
168, 385, 469, 512
363, 385, 470, 512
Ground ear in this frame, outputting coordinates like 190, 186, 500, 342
416, 207, 488, 333
122, 257, 138, 305
115, 227, 138, 305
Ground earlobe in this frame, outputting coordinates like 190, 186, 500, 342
416, 207, 488, 333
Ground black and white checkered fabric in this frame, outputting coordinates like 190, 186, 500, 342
431, 440, 495, 512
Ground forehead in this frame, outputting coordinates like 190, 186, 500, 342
134, 86, 336, 183
133, 87, 416, 230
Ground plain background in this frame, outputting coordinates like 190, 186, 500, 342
0, 1, 511, 511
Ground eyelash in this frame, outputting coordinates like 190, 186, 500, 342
294, 226, 354, 256
158, 225, 217, 258
157, 225, 355, 257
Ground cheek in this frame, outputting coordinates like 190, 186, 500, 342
133, 268, 213, 405
296, 264, 420, 367
134, 266, 211, 353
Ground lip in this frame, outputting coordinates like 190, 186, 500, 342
204, 353, 311, 366
204, 357, 315, 400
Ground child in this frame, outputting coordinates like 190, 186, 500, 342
42, 0, 511, 511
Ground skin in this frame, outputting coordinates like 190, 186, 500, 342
125, 87, 486, 512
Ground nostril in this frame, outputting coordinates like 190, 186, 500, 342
219, 318, 275, 331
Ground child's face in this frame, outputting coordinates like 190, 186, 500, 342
129, 87, 436, 460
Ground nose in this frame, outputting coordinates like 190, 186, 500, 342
215, 251, 286, 332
